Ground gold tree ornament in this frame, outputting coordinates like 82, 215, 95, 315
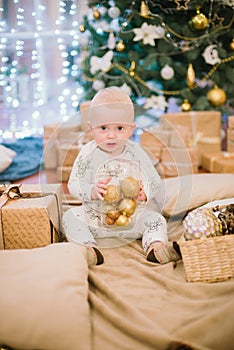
181, 99, 191, 112
140, 1, 150, 18
230, 39, 234, 51
93, 8, 101, 20
191, 6, 209, 30
79, 24, 86, 33
186, 63, 195, 88
116, 40, 125, 52
207, 85, 227, 106
129, 61, 136, 76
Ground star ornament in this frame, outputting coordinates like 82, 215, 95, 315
90, 50, 113, 75
144, 95, 168, 111
133, 22, 165, 46
174, 0, 190, 10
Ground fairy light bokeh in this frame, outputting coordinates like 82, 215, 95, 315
0, 0, 87, 141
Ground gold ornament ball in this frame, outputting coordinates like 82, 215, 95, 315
118, 198, 137, 217
106, 209, 120, 221
230, 39, 234, 51
105, 216, 115, 225
116, 214, 129, 226
191, 13, 208, 30
93, 8, 101, 20
116, 40, 125, 52
181, 99, 191, 112
79, 24, 86, 33
207, 85, 226, 107
120, 177, 140, 198
103, 184, 120, 203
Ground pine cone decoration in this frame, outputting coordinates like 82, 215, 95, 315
213, 204, 234, 235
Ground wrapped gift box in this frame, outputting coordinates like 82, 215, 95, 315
227, 128, 234, 142
160, 111, 221, 137
202, 152, 234, 173
43, 121, 82, 169
169, 125, 194, 148
57, 166, 72, 182
227, 141, 234, 152
197, 136, 221, 165
160, 111, 221, 166
57, 142, 80, 167
157, 146, 198, 177
228, 116, 234, 129
0, 184, 62, 250
140, 128, 170, 161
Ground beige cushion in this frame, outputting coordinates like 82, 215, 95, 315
0, 243, 91, 350
156, 173, 234, 217
0, 145, 16, 173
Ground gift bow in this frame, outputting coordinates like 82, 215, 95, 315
0, 184, 61, 250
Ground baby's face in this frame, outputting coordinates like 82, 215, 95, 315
91, 122, 135, 156
89, 103, 135, 156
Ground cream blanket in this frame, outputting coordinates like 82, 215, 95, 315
89, 239, 234, 350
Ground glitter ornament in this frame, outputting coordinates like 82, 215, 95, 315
103, 184, 121, 203
160, 65, 174, 80
183, 208, 222, 240
120, 177, 140, 198
108, 6, 121, 19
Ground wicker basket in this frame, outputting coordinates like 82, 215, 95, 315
179, 234, 234, 283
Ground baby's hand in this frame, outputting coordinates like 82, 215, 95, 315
91, 177, 112, 200
136, 180, 147, 202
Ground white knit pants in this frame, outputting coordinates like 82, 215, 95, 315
62, 204, 167, 252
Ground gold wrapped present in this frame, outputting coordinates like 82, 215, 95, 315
160, 112, 221, 166
157, 146, 198, 177
169, 125, 194, 148
197, 136, 221, 165
228, 116, 234, 129
140, 128, 170, 161
160, 111, 221, 138
0, 184, 62, 250
43, 121, 82, 169
57, 166, 72, 182
57, 142, 80, 167
202, 152, 234, 173
227, 128, 234, 142
227, 141, 234, 152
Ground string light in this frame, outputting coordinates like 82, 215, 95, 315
0, 0, 84, 140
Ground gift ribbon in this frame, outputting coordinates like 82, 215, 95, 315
0, 184, 61, 250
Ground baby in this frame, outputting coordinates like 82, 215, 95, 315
62, 87, 181, 265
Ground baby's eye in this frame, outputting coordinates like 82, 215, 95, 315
117, 126, 124, 131
100, 125, 107, 131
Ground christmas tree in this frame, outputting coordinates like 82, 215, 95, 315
76, 0, 234, 118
